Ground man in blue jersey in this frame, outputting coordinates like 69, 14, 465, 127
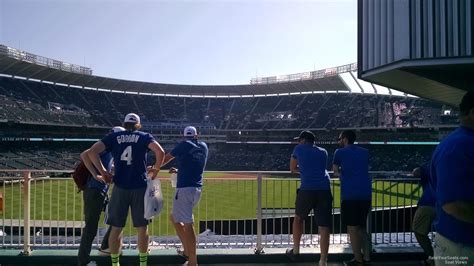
78, 126, 124, 266
287, 130, 332, 266
430, 91, 474, 266
162, 126, 208, 266
87, 113, 165, 266
332, 130, 372, 266
412, 163, 435, 266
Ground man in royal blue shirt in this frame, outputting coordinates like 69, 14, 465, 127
87, 113, 165, 266
412, 163, 436, 266
332, 130, 372, 266
162, 126, 208, 266
287, 130, 332, 266
430, 91, 474, 266
78, 126, 124, 266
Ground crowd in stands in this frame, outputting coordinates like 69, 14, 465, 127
0, 141, 434, 173
0, 77, 459, 132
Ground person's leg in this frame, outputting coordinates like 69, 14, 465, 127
413, 206, 435, 259
315, 190, 332, 265
289, 190, 312, 254
137, 226, 149, 266
108, 226, 123, 266
78, 187, 104, 266
318, 226, 330, 263
359, 226, 372, 262
100, 225, 112, 251
170, 215, 187, 255
291, 215, 304, 253
347, 225, 363, 262
106, 186, 130, 266
182, 223, 197, 266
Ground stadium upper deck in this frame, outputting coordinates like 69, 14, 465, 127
1, 44, 389, 96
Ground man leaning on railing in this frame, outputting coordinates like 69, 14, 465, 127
287, 130, 332, 266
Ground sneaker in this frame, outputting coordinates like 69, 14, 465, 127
344, 258, 364, 266
285, 248, 299, 261
86, 261, 97, 266
98, 248, 110, 256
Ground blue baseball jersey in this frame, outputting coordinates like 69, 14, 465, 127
417, 163, 435, 207
171, 139, 208, 188
430, 126, 474, 245
333, 145, 371, 201
86, 151, 113, 195
101, 130, 154, 189
291, 144, 330, 191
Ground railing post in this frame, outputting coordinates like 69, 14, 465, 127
255, 173, 264, 254
22, 171, 31, 255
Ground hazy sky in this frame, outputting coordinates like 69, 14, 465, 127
0, 0, 357, 85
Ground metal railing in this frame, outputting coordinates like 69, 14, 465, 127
0, 170, 424, 254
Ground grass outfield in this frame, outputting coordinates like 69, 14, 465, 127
1, 172, 422, 236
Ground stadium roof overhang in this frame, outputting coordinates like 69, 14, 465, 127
0, 54, 351, 96
358, 58, 474, 106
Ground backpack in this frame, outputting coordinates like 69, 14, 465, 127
72, 161, 90, 192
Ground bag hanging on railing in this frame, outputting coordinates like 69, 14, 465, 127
144, 177, 164, 220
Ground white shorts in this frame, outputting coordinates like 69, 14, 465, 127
172, 187, 202, 224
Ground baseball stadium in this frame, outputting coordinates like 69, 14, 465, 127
1, 1, 473, 265
0, 43, 456, 265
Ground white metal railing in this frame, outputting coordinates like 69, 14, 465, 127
0, 170, 423, 254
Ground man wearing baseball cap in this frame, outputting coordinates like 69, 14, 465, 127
87, 113, 165, 266
162, 126, 208, 266
287, 130, 332, 266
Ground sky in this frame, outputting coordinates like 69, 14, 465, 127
0, 0, 357, 85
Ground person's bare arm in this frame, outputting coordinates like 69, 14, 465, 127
147, 140, 165, 180
87, 141, 111, 182
290, 157, 299, 174
80, 149, 104, 183
332, 164, 341, 178
442, 201, 474, 224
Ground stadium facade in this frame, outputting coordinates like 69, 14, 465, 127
358, 0, 474, 105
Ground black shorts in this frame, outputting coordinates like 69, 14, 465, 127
295, 189, 332, 227
341, 200, 371, 227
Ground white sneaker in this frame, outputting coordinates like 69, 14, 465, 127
86, 261, 97, 266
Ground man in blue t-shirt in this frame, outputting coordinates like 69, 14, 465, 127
87, 113, 165, 266
430, 91, 474, 266
332, 130, 372, 265
286, 130, 332, 266
162, 126, 208, 266
78, 126, 124, 266
412, 163, 435, 266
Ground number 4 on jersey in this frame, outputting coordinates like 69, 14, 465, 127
121, 145, 133, 165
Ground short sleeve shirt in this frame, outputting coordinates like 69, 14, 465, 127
291, 144, 330, 191
101, 130, 154, 189
171, 139, 208, 188
430, 126, 474, 245
333, 145, 371, 200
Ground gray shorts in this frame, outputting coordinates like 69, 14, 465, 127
172, 187, 202, 224
106, 185, 149, 228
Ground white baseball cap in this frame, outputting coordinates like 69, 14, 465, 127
124, 113, 140, 124
183, 126, 197, 137
111, 126, 125, 133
